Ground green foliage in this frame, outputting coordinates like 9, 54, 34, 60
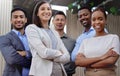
68, 0, 119, 15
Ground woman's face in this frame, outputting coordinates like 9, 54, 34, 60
37, 3, 52, 22
91, 10, 106, 33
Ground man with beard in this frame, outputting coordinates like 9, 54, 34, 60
52, 11, 76, 76
0, 7, 31, 76
71, 5, 107, 62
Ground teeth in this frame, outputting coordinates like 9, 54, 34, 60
83, 20, 87, 24
95, 25, 100, 29
82, 21, 88, 25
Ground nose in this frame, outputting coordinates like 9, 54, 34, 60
95, 20, 100, 24
16, 17, 21, 21
58, 20, 62, 22
45, 8, 50, 13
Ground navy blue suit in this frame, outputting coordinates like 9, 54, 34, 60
0, 31, 31, 76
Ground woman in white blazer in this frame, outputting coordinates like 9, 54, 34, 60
25, 1, 70, 76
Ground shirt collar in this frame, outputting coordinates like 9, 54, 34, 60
61, 33, 68, 39
12, 29, 25, 36
83, 26, 94, 33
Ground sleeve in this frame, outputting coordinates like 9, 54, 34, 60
53, 31, 70, 64
78, 39, 86, 54
71, 37, 82, 62
112, 35, 120, 55
25, 25, 62, 59
0, 36, 31, 68
25, 50, 32, 59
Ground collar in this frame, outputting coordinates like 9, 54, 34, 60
83, 26, 94, 33
12, 29, 25, 36
61, 33, 68, 39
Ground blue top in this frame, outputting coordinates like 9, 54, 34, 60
71, 27, 95, 61
12, 29, 30, 76
44, 29, 57, 49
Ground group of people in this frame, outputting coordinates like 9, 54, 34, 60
0, 1, 119, 76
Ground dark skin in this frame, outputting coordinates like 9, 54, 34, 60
75, 10, 119, 68
77, 9, 91, 32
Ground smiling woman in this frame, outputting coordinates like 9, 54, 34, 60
75, 7, 120, 76
25, 1, 70, 76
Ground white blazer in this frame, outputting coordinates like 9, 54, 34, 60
25, 24, 70, 76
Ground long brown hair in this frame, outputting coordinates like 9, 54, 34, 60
32, 1, 50, 28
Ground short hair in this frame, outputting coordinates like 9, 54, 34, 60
78, 5, 91, 13
53, 11, 66, 19
11, 7, 27, 17
92, 7, 107, 19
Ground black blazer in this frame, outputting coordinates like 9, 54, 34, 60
0, 31, 31, 76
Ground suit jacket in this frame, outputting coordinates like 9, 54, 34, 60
0, 31, 31, 76
25, 24, 70, 76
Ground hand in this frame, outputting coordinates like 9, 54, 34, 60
76, 53, 85, 61
17, 51, 26, 56
77, 53, 85, 58
108, 48, 118, 57
100, 48, 117, 60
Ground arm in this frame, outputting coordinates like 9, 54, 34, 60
71, 37, 82, 62
75, 47, 119, 68
91, 35, 120, 68
53, 34, 70, 64
25, 25, 62, 59
75, 53, 102, 67
0, 36, 31, 68
17, 50, 32, 59
75, 39, 103, 67
91, 49, 119, 68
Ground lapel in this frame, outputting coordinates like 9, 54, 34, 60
9, 31, 25, 50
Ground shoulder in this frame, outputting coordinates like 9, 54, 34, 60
107, 34, 119, 39
3, 31, 15, 39
25, 24, 44, 33
50, 28, 60, 37
26, 24, 39, 30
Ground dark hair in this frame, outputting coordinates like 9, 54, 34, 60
11, 7, 27, 18
53, 11, 66, 19
78, 5, 91, 13
32, 1, 51, 28
92, 7, 107, 19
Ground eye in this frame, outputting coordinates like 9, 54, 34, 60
84, 13, 88, 16
13, 15, 18, 19
56, 19, 59, 21
20, 15, 25, 18
41, 8, 45, 11
47, 7, 51, 10
98, 17, 103, 21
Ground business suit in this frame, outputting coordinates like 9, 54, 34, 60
0, 31, 31, 76
25, 24, 70, 76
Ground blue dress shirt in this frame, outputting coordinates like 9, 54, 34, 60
12, 29, 30, 76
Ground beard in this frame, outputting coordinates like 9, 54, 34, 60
12, 24, 25, 31
81, 22, 90, 28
